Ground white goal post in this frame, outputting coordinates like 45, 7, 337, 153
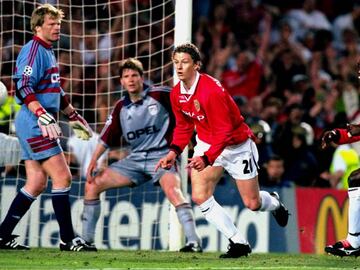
0, 0, 193, 250
168, 0, 193, 251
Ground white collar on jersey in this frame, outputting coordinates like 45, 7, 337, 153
180, 71, 200, 95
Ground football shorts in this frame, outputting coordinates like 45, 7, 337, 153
15, 107, 62, 161
193, 136, 259, 180
109, 147, 179, 186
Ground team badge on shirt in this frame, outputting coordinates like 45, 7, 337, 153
148, 104, 158, 115
194, 99, 201, 112
23, 65, 33, 76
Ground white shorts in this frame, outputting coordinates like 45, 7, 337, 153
193, 137, 259, 180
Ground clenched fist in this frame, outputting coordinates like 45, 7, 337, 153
320, 130, 340, 150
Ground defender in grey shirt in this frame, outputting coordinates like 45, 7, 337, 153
81, 58, 202, 252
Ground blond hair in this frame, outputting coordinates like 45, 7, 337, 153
31, 4, 64, 34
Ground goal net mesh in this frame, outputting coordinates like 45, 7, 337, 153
0, 0, 176, 250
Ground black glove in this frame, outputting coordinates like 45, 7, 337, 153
321, 129, 340, 150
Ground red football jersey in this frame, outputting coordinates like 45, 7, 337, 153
170, 72, 255, 164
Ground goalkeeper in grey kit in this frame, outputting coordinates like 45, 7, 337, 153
81, 58, 202, 252
0, 4, 95, 251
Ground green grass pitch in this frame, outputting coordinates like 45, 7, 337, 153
0, 249, 358, 270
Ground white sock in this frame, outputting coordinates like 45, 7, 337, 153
347, 188, 360, 248
259, 191, 280, 211
199, 196, 247, 244
230, 231, 248, 245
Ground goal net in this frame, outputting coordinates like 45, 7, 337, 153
0, 0, 183, 250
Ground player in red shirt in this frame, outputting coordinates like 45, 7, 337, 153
156, 43, 289, 258
321, 62, 360, 257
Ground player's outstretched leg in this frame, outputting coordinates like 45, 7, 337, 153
220, 240, 251, 258
197, 196, 251, 258
0, 188, 35, 250
0, 235, 29, 250
325, 240, 360, 257
176, 203, 202, 253
81, 199, 101, 251
160, 172, 202, 253
270, 192, 289, 227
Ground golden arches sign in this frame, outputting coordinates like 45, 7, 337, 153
315, 196, 348, 254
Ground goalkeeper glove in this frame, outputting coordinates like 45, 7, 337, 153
68, 110, 92, 140
320, 129, 340, 150
35, 108, 62, 140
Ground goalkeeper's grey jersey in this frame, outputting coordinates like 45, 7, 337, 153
100, 85, 175, 152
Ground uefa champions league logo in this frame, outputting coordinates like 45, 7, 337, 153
23, 65, 33, 76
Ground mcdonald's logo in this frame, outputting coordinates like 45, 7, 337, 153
315, 196, 348, 254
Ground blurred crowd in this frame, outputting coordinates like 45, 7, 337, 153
1, 0, 360, 189
191, 0, 360, 189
